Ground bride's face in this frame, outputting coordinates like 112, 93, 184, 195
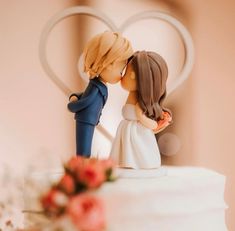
121, 64, 137, 92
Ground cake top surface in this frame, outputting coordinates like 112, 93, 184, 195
97, 165, 226, 194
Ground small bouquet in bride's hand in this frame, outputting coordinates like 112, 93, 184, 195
39, 156, 115, 231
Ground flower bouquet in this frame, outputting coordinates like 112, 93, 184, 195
38, 156, 115, 231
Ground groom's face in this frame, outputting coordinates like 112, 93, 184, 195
100, 60, 127, 84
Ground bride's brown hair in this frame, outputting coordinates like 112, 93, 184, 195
130, 51, 172, 121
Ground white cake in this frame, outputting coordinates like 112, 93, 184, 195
97, 166, 228, 231
23, 166, 228, 231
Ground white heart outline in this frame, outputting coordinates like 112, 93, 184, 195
39, 6, 118, 96
39, 6, 194, 142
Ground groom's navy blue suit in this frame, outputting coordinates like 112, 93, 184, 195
67, 77, 108, 157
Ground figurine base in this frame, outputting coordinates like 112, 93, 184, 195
114, 166, 167, 178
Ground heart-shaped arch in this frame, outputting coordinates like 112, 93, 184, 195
39, 6, 194, 142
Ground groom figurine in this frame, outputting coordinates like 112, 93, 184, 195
67, 31, 133, 157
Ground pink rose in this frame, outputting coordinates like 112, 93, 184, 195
65, 156, 83, 173
100, 158, 114, 170
77, 161, 106, 189
58, 174, 75, 194
67, 194, 105, 231
41, 189, 68, 215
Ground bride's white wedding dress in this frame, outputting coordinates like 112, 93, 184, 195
110, 104, 161, 169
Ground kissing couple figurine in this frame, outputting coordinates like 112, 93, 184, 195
67, 31, 172, 169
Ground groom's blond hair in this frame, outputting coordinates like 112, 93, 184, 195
83, 31, 133, 78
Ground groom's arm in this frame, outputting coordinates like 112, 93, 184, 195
69, 92, 83, 102
67, 88, 98, 113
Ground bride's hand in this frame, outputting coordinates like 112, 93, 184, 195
135, 103, 157, 129
153, 111, 172, 134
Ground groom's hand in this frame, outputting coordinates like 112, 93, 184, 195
153, 111, 172, 134
69, 92, 83, 102
69, 96, 78, 102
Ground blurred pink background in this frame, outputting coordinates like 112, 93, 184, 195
0, 0, 234, 230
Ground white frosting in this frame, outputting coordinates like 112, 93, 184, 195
114, 166, 167, 178
96, 166, 228, 231
23, 166, 228, 231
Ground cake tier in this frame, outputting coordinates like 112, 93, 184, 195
96, 166, 228, 231
23, 166, 228, 231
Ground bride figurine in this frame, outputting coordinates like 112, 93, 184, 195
110, 51, 172, 169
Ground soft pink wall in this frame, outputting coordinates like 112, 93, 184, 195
162, 0, 235, 229
0, 0, 234, 230
189, 1, 235, 230
0, 0, 82, 172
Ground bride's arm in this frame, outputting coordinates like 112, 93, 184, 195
135, 103, 157, 129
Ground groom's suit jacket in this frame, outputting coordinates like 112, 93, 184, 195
67, 77, 108, 126
67, 77, 108, 157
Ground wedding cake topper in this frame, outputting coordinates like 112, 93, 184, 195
38, 6, 194, 156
